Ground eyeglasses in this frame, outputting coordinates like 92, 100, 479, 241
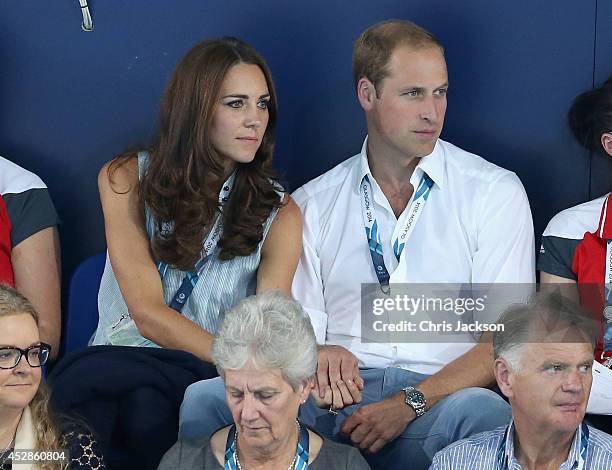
0, 343, 51, 369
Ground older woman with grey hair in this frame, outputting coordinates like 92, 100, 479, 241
158, 290, 370, 469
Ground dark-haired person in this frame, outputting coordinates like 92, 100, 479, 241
539, 76, 612, 433
0, 284, 106, 470
92, 37, 302, 361
0, 156, 61, 362
180, 20, 535, 470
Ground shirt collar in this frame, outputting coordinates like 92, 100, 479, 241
354, 135, 445, 192
504, 420, 584, 469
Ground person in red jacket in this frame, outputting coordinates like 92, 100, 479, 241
538, 76, 612, 433
539, 76, 612, 363
0, 156, 60, 361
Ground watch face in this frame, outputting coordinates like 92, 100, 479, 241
406, 388, 425, 406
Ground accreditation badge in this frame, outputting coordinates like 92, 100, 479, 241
604, 305, 612, 322
601, 354, 612, 369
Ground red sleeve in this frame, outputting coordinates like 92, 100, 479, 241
0, 195, 14, 286
573, 233, 606, 362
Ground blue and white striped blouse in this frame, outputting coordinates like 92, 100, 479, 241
91, 152, 281, 347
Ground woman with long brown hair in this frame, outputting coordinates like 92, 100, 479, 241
91, 37, 302, 362
0, 284, 105, 469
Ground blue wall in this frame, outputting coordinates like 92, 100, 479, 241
0, 1, 607, 286
591, 0, 612, 196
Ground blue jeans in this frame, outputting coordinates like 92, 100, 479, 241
179, 368, 510, 470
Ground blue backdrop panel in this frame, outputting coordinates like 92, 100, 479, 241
0, 1, 598, 283
591, 0, 612, 198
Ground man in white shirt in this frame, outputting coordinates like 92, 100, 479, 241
178, 20, 535, 469
291, 19, 534, 469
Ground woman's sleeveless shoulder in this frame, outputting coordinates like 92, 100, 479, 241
99, 154, 140, 196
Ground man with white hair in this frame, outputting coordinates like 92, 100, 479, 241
430, 293, 612, 469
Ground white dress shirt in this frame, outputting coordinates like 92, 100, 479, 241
292, 137, 535, 374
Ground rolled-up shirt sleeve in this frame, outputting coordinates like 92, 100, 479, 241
291, 187, 328, 344
472, 172, 535, 283
471, 172, 535, 324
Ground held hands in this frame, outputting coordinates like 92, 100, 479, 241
311, 346, 414, 453
311, 345, 364, 410
341, 391, 415, 453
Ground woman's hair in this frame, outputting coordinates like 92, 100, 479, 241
568, 75, 612, 153
0, 284, 67, 470
212, 291, 317, 391
111, 37, 282, 271
0, 284, 38, 319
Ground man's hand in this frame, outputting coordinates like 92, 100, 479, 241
314, 345, 364, 410
340, 392, 414, 453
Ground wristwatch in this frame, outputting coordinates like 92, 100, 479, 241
402, 386, 427, 417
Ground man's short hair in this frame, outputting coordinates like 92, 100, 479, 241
352, 19, 444, 94
493, 292, 599, 369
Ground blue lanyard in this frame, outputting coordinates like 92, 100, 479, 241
603, 237, 612, 357
224, 421, 309, 470
360, 172, 434, 294
599, 196, 612, 361
157, 174, 234, 312
496, 423, 589, 470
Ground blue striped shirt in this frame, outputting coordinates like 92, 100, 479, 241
92, 152, 281, 347
430, 421, 612, 470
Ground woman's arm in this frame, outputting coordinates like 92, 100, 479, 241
98, 158, 214, 362
257, 195, 303, 295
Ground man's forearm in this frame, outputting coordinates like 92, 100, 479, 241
12, 227, 61, 361
415, 341, 495, 410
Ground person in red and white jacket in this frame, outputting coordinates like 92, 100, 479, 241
0, 156, 61, 361
538, 76, 612, 433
